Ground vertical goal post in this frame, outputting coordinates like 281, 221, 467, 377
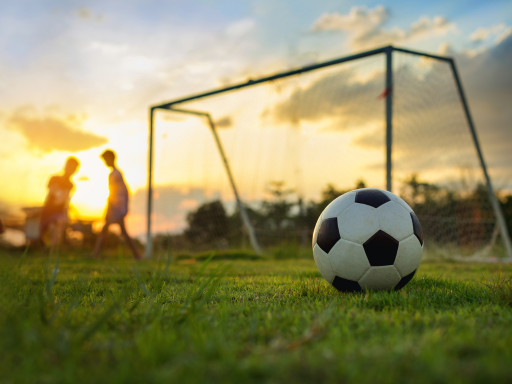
145, 45, 512, 260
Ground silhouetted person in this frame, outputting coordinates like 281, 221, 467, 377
40, 157, 80, 247
91, 150, 141, 260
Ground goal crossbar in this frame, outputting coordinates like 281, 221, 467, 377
146, 45, 512, 260
151, 46, 451, 111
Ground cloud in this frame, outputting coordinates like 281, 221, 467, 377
77, 8, 92, 19
225, 18, 256, 37
76, 7, 103, 22
89, 41, 129, 55
352, 62, 482, 172
277, 16, 512, 179
311, 6, 455, 50
311, 5, 388, 34
214, 116, 233, 128
8, 108, 108, 153
268, 67, 384, 129
408, 16, 452, 39
266, 39, 512, 182
495, 27, 512, 45
470, 23, 512, 44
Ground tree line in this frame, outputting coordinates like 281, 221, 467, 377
155, 175, 512, 252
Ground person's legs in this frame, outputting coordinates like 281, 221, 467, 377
119, 219, 142, 260
91, 222, 110, 258
39, 216, 52, 246
51, 217, 67, 248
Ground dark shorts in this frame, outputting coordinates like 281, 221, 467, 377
106, 204, 128, 224
40, 212, 67, 233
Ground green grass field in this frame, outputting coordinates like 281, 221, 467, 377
1, 249, 512, 383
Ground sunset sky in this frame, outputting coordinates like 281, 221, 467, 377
1, 0, 511, 237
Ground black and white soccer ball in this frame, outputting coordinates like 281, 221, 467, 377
312, 188, 423, 292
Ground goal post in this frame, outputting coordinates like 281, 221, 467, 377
392, 46, 512, 259
385, 47, 393, 192
145, 45, 512, 260
167, 107, 261, 255
448, 59, 512, 259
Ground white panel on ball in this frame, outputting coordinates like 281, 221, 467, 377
377, 202, 414, 241
337, 203, 380, 244
328, 238, 371, 281
394, 235, 423, 276
312, 211, 325, 247
313, 244, 336, 284
381, 190, 414, 213
323, 191, 356, 219
358, 266, 401, 291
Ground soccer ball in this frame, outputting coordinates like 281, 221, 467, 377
312, 188, 423, 292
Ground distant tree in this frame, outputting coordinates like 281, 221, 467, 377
355, 179, 366, 189
300, 180, 368, 236
400, 174, 441, 206
152, 232, 190, 253
321, 183, 344, 204
399, 174, 501, 246
185, 200, 229, 245
261, 181, 295, 230
230, 204, 266, 230
317, 180, 366, 213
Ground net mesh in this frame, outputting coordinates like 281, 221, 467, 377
151, 51, 499, 257
393, 52, 497, 256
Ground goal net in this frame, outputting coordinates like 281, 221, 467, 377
149, 47, 509, 259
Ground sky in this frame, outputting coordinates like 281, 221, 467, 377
0, 0, 511, 237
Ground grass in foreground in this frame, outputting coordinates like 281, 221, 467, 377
1, 249, 512, 384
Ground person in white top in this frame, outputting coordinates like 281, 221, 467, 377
91, 150, 141, 260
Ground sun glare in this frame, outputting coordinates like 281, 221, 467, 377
70, 158, 110, 219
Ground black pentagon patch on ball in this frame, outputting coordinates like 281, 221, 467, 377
363, 230, 399, 266
332, 276, 362, 293
316, 218, 340, 253
410, 212, 423, 245
355, 189, 390, 208
394, 270, 417, 291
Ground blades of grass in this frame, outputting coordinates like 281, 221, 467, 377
42, 247, 53, 288
17, 244, 30, 270
163, 235, 173, 276
118, 246, 126, 276
46, 251, 60, 300
154, 235, 173, 288
153, 243, 165, 284
154, 238, 174, 293
133, 263, 153, 298
62, 298, 81, 324
128, 297, 142, 314
143, 300, 155, 324
37, 289, 49, 325
195, 264, 230, 309
179, 252, 216, 307
79, 302, 120, 343
201, 262, 230, 299
48, 302, 62, 326
50, 252, 60, 286
483, 270, 512, 307
196, 252, 215, 277
175, 261, 230, 323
